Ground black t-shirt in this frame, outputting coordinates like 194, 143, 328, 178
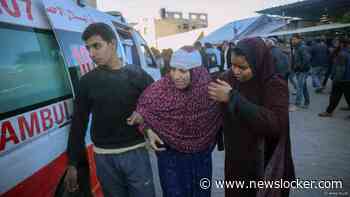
67, 65, 154, 166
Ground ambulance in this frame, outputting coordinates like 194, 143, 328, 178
0, 0, 160, 196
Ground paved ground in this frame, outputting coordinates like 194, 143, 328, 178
149, 80, 350, 197
288, 82, 350, 197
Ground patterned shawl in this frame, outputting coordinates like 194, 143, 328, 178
137, 67, 222, 153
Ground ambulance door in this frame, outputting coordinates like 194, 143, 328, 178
113, 25, 141, 66
0, 22, 73, 197
110, 22, 161, 80
132, 31, 161, 80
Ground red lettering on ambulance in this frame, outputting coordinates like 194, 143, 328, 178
24, 0, 32, 20
40, 108, 53, 131
0, 121, 20, 151
56, 7, 63, 16
64, 101, 72, 119
72, 46, 94, 75
0, 0, 20, 17
53, 103, 65, 125
72, 47, 85, 74
18, 112, 41, 141
82, 46, 91, 62
81, 46, 94, 71
46, 6, 57, 14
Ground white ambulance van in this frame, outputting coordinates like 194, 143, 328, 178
0, 0, 160, 196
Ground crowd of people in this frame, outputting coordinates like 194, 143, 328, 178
266, 34, 350, 118
64, 22, 349, 197
153, 34, 350, 119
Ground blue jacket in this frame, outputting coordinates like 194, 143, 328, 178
332, 49, 350, 81
310, 42, 329, 68
344, 48, 350, 81
293, 42, 311, 72
271, 46, 290, 76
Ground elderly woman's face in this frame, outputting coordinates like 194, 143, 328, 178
231, 54, 253, 82
169, 67, 191, 89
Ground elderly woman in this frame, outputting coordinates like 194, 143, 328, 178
208, 38, 295, 197
128, 46, 222, 197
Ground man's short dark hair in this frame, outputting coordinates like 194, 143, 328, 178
204, 42, 213, 48
82, 22, 116, 43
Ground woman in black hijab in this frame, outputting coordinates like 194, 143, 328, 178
209, 37, 295, 197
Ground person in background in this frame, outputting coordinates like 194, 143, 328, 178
208, 37, 295, 197
151, 47, 165, 69
319, 38, 350, 118
291, 34, 311, 109
194, 41, 208, 68
321, 38, 337, 89
266, 37, 290, 80
278, 38, 299, 112
343, 39, 350, 114
341, 38, 350, 114
204, 42, 222, 74
221, 41, 230, 71
161, 48, 173, 76
310, 38, 330, 93
287, 38, 298, 95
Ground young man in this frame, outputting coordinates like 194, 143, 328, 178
194, 41, 208, 68
291, 34, 311, 109
64, 22, 155, 197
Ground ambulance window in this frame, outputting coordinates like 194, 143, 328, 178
140, 44, 157, 68
116, 28, 140, 65
0, 25, 72, 114
134, 32, 157, 68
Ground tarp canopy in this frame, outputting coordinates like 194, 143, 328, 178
200, 17, 258, 44
200, 15, 289, 44
257, 0, 350, 21
261, 23, 350, 37
157, 28, 212, 50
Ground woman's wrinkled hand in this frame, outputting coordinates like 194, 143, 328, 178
146, 129, 166, 151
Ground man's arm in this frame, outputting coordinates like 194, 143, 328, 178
67, 78, 92, 167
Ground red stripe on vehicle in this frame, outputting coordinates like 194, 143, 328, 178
2, 146, 102, 197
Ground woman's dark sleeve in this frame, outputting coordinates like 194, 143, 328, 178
227, 77, 289, 138
67, 78, 92, 167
